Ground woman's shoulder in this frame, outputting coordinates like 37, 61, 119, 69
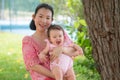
22, 35, 33, 44
22, 36, 39, 49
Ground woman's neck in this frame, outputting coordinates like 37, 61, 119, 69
33, 30, 47, 40
32, 30, 48, 47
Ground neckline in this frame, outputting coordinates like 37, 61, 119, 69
29, 35, 46, 50
28, 36, 41, 49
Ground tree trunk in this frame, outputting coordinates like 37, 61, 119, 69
82, 0, 120, 80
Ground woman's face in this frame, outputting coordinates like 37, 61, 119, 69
33, 8, 53, 31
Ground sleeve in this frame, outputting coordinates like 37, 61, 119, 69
64, 31, 73, 45
22, 36, 40, 70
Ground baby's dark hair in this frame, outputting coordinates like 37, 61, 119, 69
47, 24, 64, 38
30, 3, 54, 30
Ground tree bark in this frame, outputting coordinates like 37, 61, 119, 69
82, 0, 120, 80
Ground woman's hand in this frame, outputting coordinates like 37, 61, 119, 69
69, 43, 83, 55
50, 46, 63, 62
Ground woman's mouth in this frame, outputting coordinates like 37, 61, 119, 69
39, 24, 44, 28
39, 24, 47, 29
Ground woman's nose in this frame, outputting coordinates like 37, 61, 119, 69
41, 18, 47, 24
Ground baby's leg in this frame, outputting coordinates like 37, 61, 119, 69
65, 68, 76, 80
52, 66, 63, 80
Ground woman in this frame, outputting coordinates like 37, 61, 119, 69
22, 3, 73, 80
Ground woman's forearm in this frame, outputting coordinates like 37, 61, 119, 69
63, 46, 76, 56
63, 46, 83, 57
30, 64, 55, 79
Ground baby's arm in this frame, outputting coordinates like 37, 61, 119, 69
38, 40, 49, 63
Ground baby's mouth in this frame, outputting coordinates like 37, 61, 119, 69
56, 41, 61, 45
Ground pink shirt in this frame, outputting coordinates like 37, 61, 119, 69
22, 32, 72, 80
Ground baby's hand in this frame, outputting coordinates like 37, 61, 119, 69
38, 53, 47, 63
50, 46, 63, 62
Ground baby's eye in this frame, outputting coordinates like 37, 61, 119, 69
53, 37, 56, 38
59, 35, 62, 37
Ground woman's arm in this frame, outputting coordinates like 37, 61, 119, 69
63, 43, 83, 57
30, 64, 67, 80
30, 64, 55, 79
71, 43, 83, 56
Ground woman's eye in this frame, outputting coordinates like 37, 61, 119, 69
47, 17, 50, 19
39, 16, 42, 18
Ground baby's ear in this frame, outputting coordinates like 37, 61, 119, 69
48, 38, 52, 43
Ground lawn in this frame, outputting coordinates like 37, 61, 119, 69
0, 32, 31, 80
0, 32, 100, 80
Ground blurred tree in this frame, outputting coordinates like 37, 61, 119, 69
0, 0, 40, 20
40, 0, 68, 16
0, 0, 5, 19
66, 0, 84, 20
82, 0, 120, 80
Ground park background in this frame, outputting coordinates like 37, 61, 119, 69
0, 0, 100, 80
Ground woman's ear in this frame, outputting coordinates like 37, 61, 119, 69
32, 14, 35, 20
52, 17, 54, 21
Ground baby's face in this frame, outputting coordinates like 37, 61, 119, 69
49, 30, 64, 46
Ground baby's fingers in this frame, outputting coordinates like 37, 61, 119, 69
50, 54, 57, 62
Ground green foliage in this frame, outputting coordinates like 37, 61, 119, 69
74, 56, 100, 80
66, 0, 93, 64
66, 0, 84, 19
76, 23, 92, 60
40, 0, 68, 16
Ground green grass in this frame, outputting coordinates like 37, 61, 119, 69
0, 32, 100, 80
0, 32, 31, 80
